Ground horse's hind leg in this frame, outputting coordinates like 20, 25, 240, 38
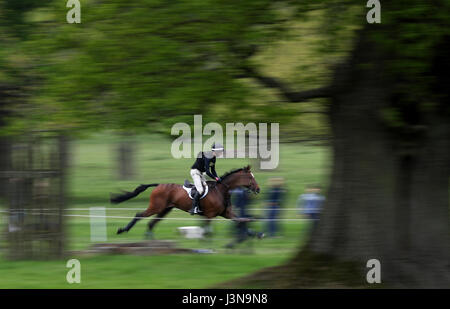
117, 189, 167, 235
117, 211, 149, 234
145, 207, 173, 239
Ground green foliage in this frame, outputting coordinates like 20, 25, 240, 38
0, 0, 49, 37
375, 1, 450, 131
295, 0, 450, 130
2, 0, 341, 140
376, 2, 450, 93
6, 0, 446, 139
22, 0, 290, 134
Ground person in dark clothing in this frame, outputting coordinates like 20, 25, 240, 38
265, 177, 285, 237
233, 187, 251, 218
225, 187, 264, 249
189, 143, 224, 215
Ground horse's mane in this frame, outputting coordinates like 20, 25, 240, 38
220, 167, 245, 180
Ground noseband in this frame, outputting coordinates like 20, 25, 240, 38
226, 176, 255, 192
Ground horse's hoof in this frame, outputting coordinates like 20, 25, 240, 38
117, 228, 124, 234
144, 231, 154, 240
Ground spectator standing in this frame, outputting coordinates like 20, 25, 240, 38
265, 177, 285, 237
298, 185, 325, 228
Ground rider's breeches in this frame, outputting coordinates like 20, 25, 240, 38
190, 169, 206, 194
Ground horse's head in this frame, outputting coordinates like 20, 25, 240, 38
235, 165, 260, 194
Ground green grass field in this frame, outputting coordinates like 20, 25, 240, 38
0, 133, 330, 288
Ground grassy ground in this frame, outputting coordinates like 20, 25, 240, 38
0, 133, 330, 288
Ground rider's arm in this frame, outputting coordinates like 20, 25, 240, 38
204, 157, 219, 180
211, 164, 219, 179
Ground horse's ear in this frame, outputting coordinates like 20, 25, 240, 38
245, 165, 251, 171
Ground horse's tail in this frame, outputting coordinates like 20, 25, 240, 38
110, 183, 159, 204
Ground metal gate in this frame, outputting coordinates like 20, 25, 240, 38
1, 133, 67, 260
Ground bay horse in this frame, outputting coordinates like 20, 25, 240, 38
111, 165, 260, 235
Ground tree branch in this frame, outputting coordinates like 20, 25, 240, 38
240, 66, 331, 103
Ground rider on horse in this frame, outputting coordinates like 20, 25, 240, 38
189, 143, 224, 215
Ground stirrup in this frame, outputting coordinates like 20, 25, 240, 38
190, 206, 203, 215
189, 206, 197, 215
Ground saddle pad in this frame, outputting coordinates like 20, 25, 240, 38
182, 185, 209, 200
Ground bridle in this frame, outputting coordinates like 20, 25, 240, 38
217, 171, 256, 192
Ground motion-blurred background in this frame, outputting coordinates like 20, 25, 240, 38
0, 0, 449, 288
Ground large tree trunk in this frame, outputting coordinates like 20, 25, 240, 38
307, 31, 450, 288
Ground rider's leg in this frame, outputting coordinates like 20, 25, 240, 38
195, 174, 207, 214
190, 169, 204, 215
190, 191, 201, 215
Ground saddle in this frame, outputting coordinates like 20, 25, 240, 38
183, 180, 209, 200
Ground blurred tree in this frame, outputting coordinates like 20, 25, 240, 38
8, 0, 450, 286
240, 1, 450, 287
26, 0, 296, 129
0, 0, 50, 198
23, 0, 293, 179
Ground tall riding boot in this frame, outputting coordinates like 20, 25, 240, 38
189, 191, 201, 215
